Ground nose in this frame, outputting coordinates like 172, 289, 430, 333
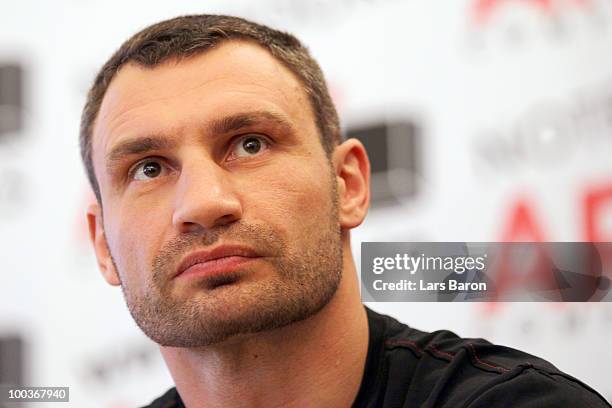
171, 159, 243, 233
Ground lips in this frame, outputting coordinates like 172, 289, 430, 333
174, 245, 262, 279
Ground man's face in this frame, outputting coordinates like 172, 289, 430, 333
89, 41, 343, 347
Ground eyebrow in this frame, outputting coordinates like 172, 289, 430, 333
105, 110, 296, 175
208, 110, 295, 136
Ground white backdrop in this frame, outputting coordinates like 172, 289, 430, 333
1, 0, 611, 406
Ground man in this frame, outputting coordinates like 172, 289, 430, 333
81, 14, 610, 408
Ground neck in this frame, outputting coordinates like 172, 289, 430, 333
159, 237, 369, 408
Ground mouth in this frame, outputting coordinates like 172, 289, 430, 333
174, 245, 263, 281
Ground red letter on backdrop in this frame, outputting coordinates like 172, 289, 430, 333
584, 184, 612, 241
500, 199, 546, 242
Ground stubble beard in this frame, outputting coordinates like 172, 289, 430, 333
113, 177, 344, 347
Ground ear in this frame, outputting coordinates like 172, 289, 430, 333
86, 203, 121, 286
332, 138, 371, 229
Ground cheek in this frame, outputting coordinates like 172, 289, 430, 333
244, 161, 334, 226
106, 202, 169, 283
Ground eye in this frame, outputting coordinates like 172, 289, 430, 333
130, 159, 167, 181
229, 135, 270, 160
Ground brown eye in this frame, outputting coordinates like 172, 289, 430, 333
231, 135, 269, 159
132, 160, 164, 181
243, 137, 261, 154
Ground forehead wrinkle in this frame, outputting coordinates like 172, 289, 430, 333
96, 42, 309, 148
99, 75, 228, 140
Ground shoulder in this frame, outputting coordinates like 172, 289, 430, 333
363, 307, 611, 407
139, 387, 182, 408
464, 366, 611, 407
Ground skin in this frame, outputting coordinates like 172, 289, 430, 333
87, 40, 372, 408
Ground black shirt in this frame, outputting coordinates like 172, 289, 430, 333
142, 306, 611, 407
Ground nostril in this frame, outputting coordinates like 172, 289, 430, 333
179, 221, 205, 234
214, 213, 240, 227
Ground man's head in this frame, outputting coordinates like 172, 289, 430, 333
80, 14, 341, 203
82, 15, 370, 347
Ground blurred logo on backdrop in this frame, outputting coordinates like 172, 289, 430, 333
0, 62, 26, 217
346, 121, 421, 207
0, 64, 22, 137
0, 335, 25, 408
468, 0, 609, 47
472, 0, 596, 25
472, 82, 612, 175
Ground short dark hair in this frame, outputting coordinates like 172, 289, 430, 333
80, 14, 341, 202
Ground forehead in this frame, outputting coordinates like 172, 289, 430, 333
91, 40, 316, 175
